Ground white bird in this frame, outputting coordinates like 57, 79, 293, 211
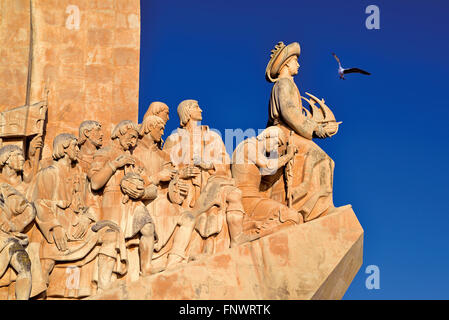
332, 53, 371, 80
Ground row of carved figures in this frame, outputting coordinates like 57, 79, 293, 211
0, 99, 315, 300
0, 41, 343, 300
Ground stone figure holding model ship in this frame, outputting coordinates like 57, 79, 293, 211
0, 15, 360, 297
265, 41, 344, 222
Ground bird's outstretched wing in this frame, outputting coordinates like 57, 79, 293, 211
332, 53, 341, 64
343, 67, 371, 75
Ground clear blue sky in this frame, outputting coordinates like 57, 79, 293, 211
138, 0, 449, 299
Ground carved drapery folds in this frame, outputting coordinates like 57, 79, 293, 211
0, 41, 348, 300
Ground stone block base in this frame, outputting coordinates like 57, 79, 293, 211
90, 205, 363, 300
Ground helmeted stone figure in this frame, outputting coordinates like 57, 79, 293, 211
265, 41, 342, 221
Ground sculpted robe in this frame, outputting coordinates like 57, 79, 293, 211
88, 145, 156, 282
29, 161, 127, 298
231, 137, 301, 236
267, 77, 336, 221
0, 182, 35, 296
164, 126, 239, 254
89, 145, 155, 241
268, 78, 316, 139
0, 175, 43, 299
78, 148, 103, 230
133, 140, 181, 261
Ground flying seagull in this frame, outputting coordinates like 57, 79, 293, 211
332, 53, 371, 80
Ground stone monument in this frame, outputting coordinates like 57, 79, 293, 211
0, 1, 363, 300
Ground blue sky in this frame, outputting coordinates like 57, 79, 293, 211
138, 0, 449, 299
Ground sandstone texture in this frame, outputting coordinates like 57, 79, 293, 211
91, 205, 363, 300
0, 6, 362, 300
0, 0, 140, 158
0, 0, 30, 109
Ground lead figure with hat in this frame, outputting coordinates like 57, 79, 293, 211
264, 41, 347, 222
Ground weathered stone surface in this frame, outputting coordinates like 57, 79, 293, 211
0, 0, 141, 158
0, 0, 31, 109
90, 205, 363, 300
1, 10, 363, 300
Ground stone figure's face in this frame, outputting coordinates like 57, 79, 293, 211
66, 139, 80, 162
157, 109, 169, 123
7, 150, 25, 171
190, 104, 203, 121
287, 56, 300, 76
89, 126, 104, 148
150, 123, 165, 143
119, 129, 138, 151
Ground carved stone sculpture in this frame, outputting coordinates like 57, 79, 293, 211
0, 146, 36, 300
140, 102, 170, 149
0, 101, 47, 183
163, 100, 252, 267
0, 146, 29, 195
133, 114, 184, 270
142, 102, 170, 126
27, 134, 124, 299
77, 120, 104, 232
231, 126, 303, 237
0, 0, 142, 158
78, 120, 104, 172
265, 41, 342, 221
0, 27, 363, 299
88, 121, 159, 279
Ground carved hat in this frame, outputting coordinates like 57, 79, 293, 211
265, 41, 301, 83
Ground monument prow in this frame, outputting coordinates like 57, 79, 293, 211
90, 205, 363, 300
0, 2, 363, 299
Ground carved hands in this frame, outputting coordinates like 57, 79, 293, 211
315, 122, 340, 138
177, 180, 189, 197
179, 166, 201, 179
156, 168, 177, 183
72, 213, 92, 239
197, 161, 214, 171
121, 176, 145, 199
323, 121, 340, 137
193, 156, 214, 171
28, 135, 44, 158
181, 166, 199, 179
52, 226, 68, 252
111, 154, 135, 170
168, 178, 190, 204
